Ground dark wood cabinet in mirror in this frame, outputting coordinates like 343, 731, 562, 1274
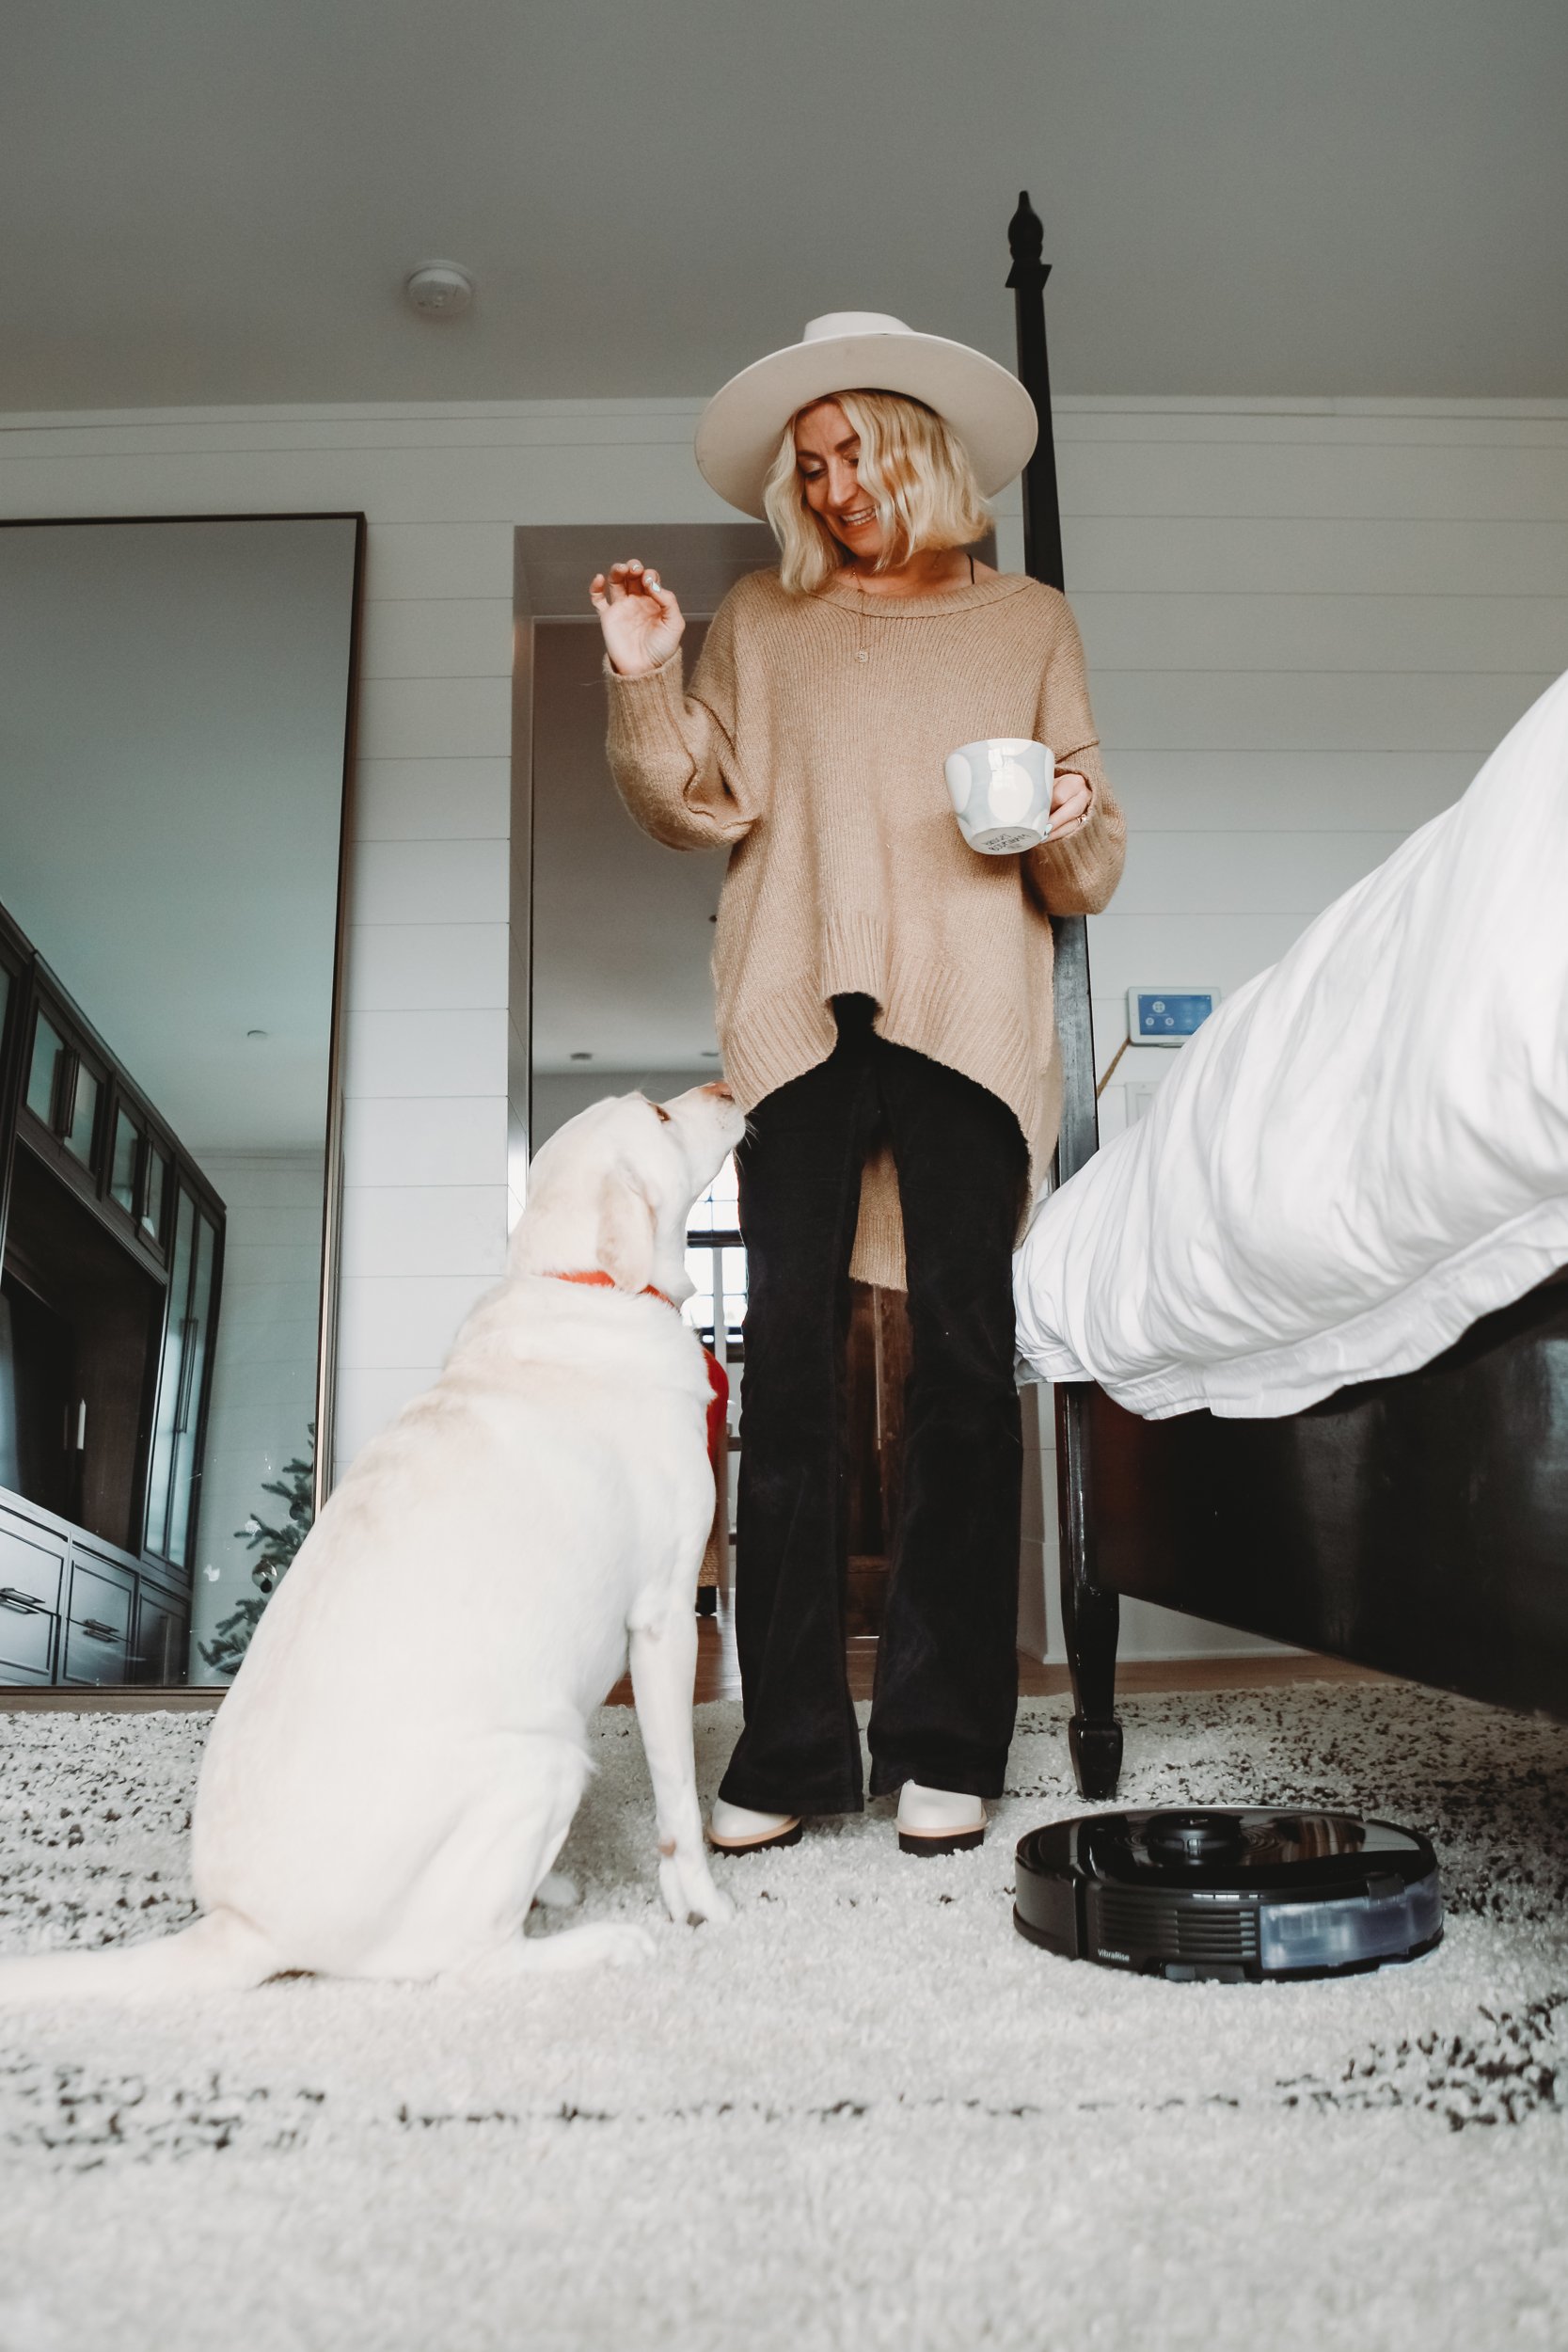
0, 514, 363, 1687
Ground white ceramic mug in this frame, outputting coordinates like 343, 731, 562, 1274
943, 739, 1053, 855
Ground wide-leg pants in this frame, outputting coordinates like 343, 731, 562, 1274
718, 994, 1028, 1815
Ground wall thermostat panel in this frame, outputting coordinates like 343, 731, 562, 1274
1128, 988, 1218, 1045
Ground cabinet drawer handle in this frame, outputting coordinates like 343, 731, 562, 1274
79, 1616, 119, 1642
0, 1586, 43, 1614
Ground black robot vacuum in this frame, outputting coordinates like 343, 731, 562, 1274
1015, 1808, 1443, 1982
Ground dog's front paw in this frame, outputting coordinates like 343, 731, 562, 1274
690, 1882, 736, 1927
659, 1852, 736, 1928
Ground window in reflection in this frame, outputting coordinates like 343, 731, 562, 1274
683, 1157, 747, 1353
140, 1147, 166, 1246
686, 1151, 739, 1234
110, 1106, 140, 1215
166, 1208, 218, 1572
26, 1012, 65, 1126
145, 1194, 191, 1558
63, 1063, 99, 1168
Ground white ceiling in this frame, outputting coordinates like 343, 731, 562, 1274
0, 518, 356, 1158
5, 0, 1565, 414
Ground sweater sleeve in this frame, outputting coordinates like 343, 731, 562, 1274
604, 593, 761, 851
1025, 593, 1127, 915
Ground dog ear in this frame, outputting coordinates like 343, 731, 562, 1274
595, 1169, 657, 1293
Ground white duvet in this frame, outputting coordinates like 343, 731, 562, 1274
1014, 670, 1568, 1418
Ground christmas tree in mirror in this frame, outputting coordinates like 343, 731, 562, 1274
198, 1424, 315, 1677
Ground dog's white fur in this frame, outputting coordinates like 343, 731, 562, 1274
0, 1084, 745, 2001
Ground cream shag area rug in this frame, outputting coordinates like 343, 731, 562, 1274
1, 1685, 1566, 2352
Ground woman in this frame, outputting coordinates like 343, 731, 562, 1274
591, 311, 1124, 1855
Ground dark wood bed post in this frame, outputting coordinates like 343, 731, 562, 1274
1007, 192, 1124, 1799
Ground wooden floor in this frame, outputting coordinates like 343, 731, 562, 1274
610, 1610, 1386, 1708
0, 1613, 1388, 1713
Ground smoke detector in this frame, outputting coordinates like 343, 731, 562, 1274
404, 262, 475, 321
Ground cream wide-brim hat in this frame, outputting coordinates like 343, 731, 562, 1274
694, 310, 1038, 521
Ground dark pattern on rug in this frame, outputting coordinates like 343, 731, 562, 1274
1, 1683, 1565, 2173
0, 2050, 326, 2169
1276, 1994, 1565, 2131
0, 1714, 205, 1955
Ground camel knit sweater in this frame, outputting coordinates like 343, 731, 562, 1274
605, 565, 1126, 1289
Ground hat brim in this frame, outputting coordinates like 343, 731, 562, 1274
694, 328, 1039, 520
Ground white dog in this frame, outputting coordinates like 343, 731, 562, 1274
0, 1083, 745, 2001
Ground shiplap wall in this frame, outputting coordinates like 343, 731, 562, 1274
2, 394, 1563, 1653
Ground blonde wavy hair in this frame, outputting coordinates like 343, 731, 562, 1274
763, 389, 990, 594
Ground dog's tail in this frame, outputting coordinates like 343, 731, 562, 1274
0, 1908, 280, 2007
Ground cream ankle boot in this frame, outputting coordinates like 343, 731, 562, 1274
707, 1798, 802, 1853
895, 1781, 986, 1856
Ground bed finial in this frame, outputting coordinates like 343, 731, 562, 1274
1004, 193, 1117, 1800
1004, 194, 1063, 596
1006, 191, 1052, 292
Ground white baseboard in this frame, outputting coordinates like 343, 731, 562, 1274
1021, 1539, 1302, 1666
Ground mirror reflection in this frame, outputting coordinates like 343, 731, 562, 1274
0, 516, 360, 1687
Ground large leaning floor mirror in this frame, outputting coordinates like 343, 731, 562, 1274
0, 515, 362, 1690
518, 523, 920, 1637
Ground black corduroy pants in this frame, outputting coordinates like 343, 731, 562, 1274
718, 995, 1028, 1816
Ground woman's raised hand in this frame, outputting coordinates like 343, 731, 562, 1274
589, 560, 686, 678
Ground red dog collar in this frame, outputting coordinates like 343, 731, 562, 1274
548, 1268, 674, 1305
546, 1269, 730, 1473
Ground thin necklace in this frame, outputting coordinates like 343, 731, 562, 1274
849, 551, 974, 658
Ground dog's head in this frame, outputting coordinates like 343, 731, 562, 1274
510, 1082, 747, 1301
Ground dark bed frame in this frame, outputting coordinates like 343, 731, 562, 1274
1007, 197, 1568, 1797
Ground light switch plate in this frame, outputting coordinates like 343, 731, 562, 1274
1128, 987, 1218, 1045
